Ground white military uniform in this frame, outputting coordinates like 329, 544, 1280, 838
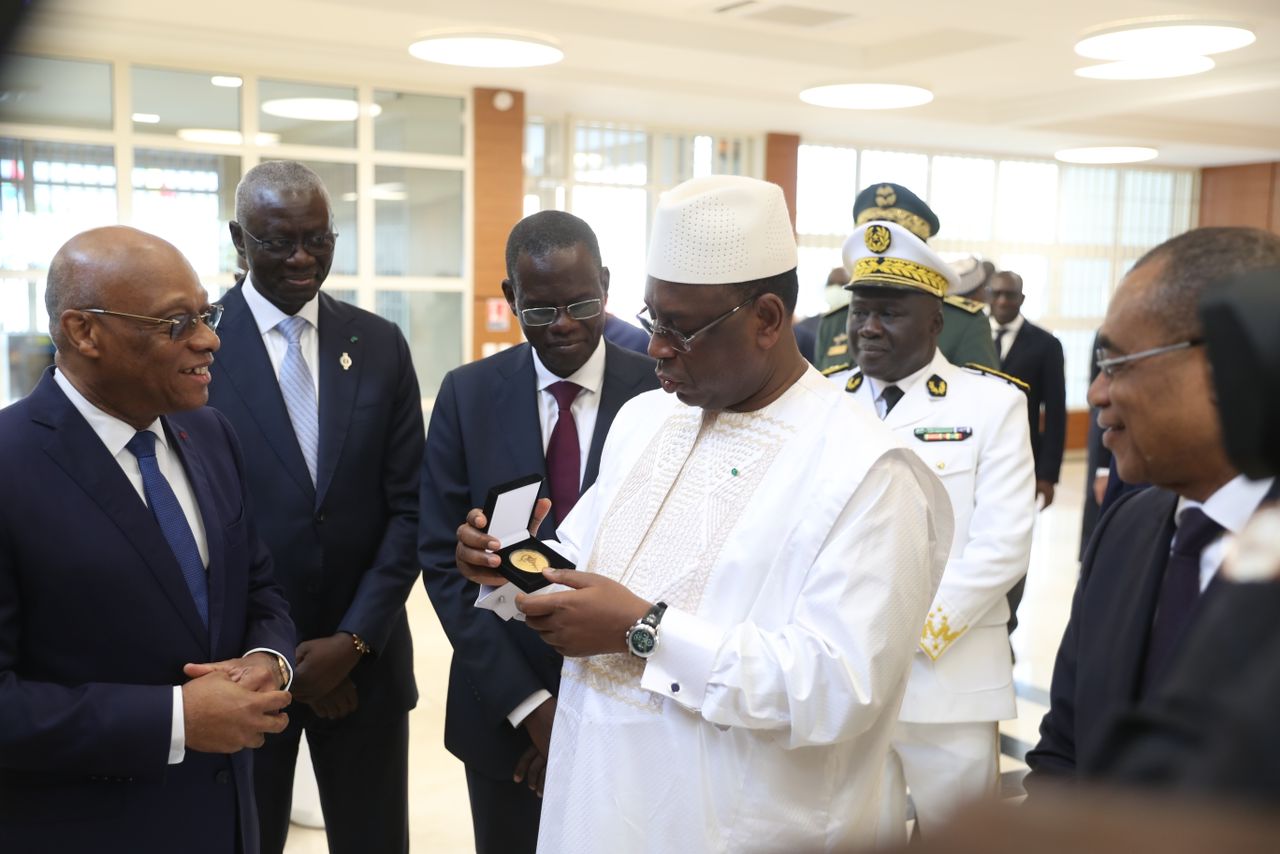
827, 348, 1034, 838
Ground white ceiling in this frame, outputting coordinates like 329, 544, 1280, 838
11, 0, 1280, 166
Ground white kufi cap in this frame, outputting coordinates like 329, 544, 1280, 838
646, 175, 797, 285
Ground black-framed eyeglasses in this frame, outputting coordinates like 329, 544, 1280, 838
519, 298, 603, 327
1095, 338, 1203, 378
82, 304, 224, 341
236, 224, 338, 258
636, 295, 757, 354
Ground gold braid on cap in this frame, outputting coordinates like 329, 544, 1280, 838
855, 207, 932, 241
852, 256, 949, 298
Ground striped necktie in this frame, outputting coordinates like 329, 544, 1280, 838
276, 315, 319, 484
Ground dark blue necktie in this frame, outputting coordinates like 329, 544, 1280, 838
1142, 506, 1222, 694
126, 431, 209, 627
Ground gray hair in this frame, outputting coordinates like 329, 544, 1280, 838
234, 160, 331, 222
1131, 227, 1280, 339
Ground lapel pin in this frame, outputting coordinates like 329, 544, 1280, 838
340, 352, 353, 371
178, 431, 189, 441
349, 335, 359, 343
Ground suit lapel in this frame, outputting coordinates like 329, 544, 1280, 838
584, 343, 647, 492
497, 345, 547, 481
316, 294, 360, 506
33, 377, 210, 649
1110, 491, 1177, 702
882, 379, 931, 430
212, 286, 316, 501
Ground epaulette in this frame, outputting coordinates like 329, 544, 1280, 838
944, 295, 986, 314
822, 303, 848, 318
963, 362, 1029, 392
820, 362, 851, 377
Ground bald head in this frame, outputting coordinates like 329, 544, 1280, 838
235, 160, 331, 222
46, 226, 196, 351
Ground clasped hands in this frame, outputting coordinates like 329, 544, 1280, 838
181, 651, 290, 754
455, 497, 651, 658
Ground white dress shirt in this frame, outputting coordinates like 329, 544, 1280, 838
1175, 474, 1276, 592
53, 368, 290, 765
242, 275, 321, 394
507, 339, 608, 729
990, 313, 1025, 363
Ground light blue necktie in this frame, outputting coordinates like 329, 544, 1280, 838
126, 431, 209, 628
277, 315, 319, 485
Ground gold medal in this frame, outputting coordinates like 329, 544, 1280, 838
509, 548, 550, 574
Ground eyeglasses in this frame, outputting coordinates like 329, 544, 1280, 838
82, 304, 224, 341
1095, 338, 1203, 378
519, 298, 603, 327
636, 295, 757, 354
237, 224, 338, 258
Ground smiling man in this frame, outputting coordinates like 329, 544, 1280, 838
1025, 226, 1280, 788
0, 227, 294, 854
208, 161, 424, 854
455, 176, 954, 853
419, 210, 657, 854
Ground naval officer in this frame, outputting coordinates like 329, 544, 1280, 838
826, 221, 1035, 838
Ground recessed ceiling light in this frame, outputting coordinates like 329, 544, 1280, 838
131, 112, 161, 124
1075, 55, 1215, 79
799, 83, 933, 110
260, 98, 381, 121
1055, 146, 1158, 164
210, 75, 243, 88
1075, 20, 1255, 60
176, 128, 281, 146
408, 32, 563, 68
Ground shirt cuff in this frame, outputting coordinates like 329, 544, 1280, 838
169, 685, 185, 765
1095, 467, 1110, 477
638, 606, 725, 711
244, 647, 293, 689
508, 690, 553, 728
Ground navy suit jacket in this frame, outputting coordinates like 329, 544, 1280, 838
207, 284, 423, 720
1025, 481, 1278, 790
1001, 319, 1066, 484
0, 369, 295, 854
419, 341, 658, 780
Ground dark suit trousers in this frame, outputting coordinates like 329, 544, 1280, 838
255, 706, 409, 854
465, 765, 544, 854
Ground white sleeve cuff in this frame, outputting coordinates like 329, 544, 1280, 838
244, 647, 293, 689
507, 690, 553, 728
639, 606, 725, 711
1095, 467, 1110, 477
169, 685, 185, 764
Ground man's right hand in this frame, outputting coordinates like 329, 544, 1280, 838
523, 696, 556, 757
182, 670, 290, 753
456, 498, 552, 586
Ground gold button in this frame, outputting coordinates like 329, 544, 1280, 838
936, 462, 945, 470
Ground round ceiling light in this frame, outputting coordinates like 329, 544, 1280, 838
260, 98, 381, 121
177, 129, 281, 146
1055, 146, 1158, 164
1075, 20, 1255, 60
408, 32, 563, 68
799, 83, 934, 110
1075, 55, 1215, 79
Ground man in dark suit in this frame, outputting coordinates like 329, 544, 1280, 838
0, 226, 295, 853
419, 210, 658, 854
989, 271, 1066, 510
1025, 226, 1280, 788
208, 161, 423, 854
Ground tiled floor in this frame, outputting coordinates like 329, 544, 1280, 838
284, 457, 1091, 853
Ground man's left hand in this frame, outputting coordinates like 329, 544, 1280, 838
308, 678, 359, 720
1036, 479, 1056, 510
516, 570, 650, 658
183, 651, 283, 693
292, 634, 363, 702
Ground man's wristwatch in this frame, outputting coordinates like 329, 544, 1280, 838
625, 602, 667, 659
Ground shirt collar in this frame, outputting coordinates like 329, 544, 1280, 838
531, 337, 606, 395
1177, 474, 1277, 535
52, 367, 166, 457
867, 349, 939, 403
242, 274, 321, 336
990, 313, 1025, 334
